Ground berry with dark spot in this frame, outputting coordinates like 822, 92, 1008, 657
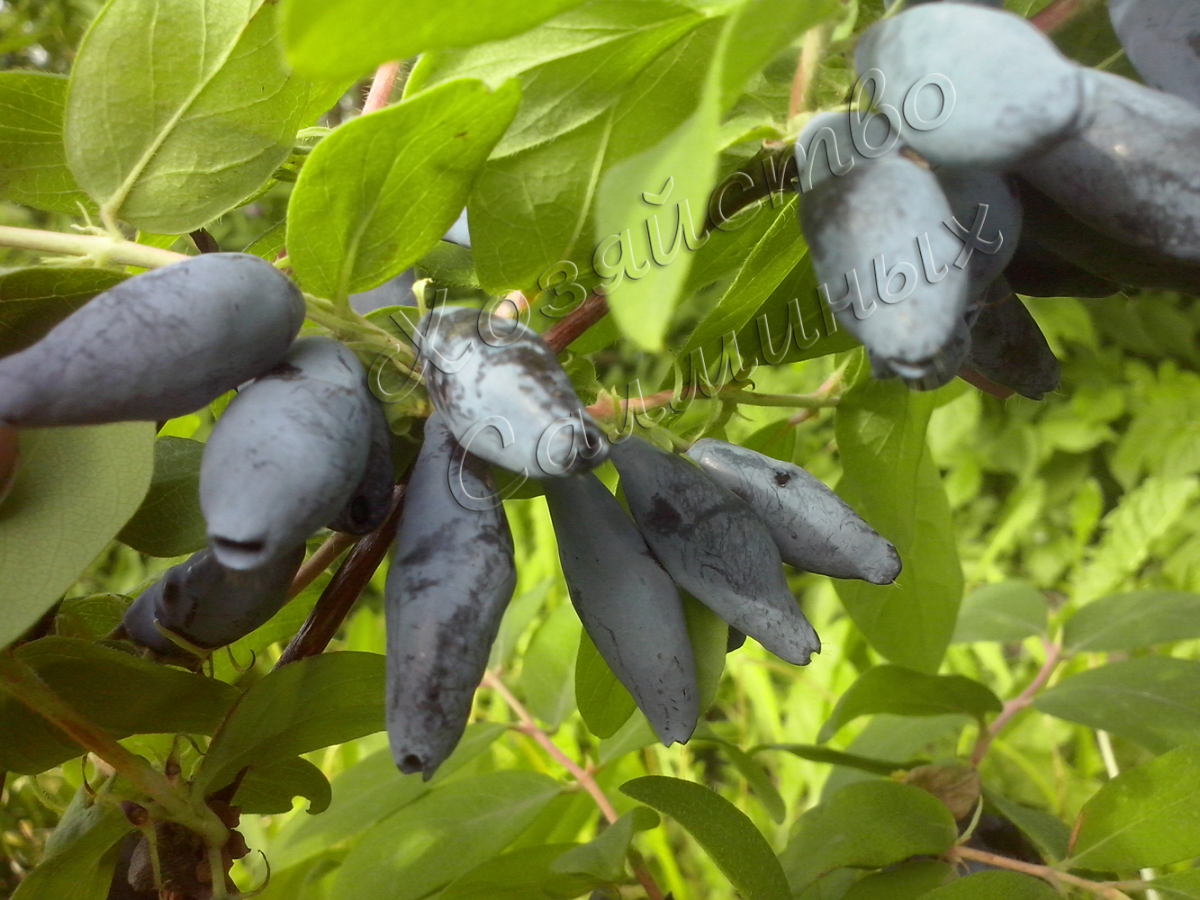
686, 439, 902, 585
385, 413, 516, 779
545, 471, 698, 745
610, 436, 820, 666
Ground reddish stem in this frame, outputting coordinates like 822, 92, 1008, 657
287, 532, 358, 600
971, 640, 1062, 766
274, 484, 406, 668
1031, 0, 1099, 33
363, 62, 401, 114
543, 293, 609, 353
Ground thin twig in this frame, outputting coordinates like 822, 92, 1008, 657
274, 484, 407, 668
958, 366, 1016, 400
480, 670, 666, 900
947, 846, 1140, 900
789, 24, 831, 124
0, 226, 188, 269
971, 640, 1062, 766
288, 532, 358, 599
0, 655, 229, 846
542, 293, 609, 353
1031, 0, 1100, 33
363, 62, 402, 114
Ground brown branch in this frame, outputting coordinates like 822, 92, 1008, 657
947, 846, 1139, 900
958, 366, 1016, 400
1031, 0, 1101, 33
543, 292, 609, 353
190, 229, 220, 254
971, 640, 1062, 766
288, 532, 358, 600
480, 670, 666, 900
363, 62, 401, 114
789, 24, 831, 122
274, 483, 407, 668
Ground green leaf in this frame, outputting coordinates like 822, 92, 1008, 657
408, 0, 705, 158
233, 756, 332, 815
287, 78, 519, 300
1070, 744, 1200, 870
841, 860, 952, 900
819, 665, 1001, 743
521, 601, 581, 728
1154, 869, 1200, 900
0, 72, 94, 216
719, 0, 839, 107
282, 0, 591, 79
195, 651, 385, 795
0, 637, 237, 775
273, 722, 506, 871
11, 787, 131, 900
53, 594, 129, 642
0, 268, 127, 359
756, 744, 929, 777
1072, 476, 1200, 604
621, 775, 791, 900
1034, 657, 1200, 753
552, 807, 659, 882
470, 114, 611, 295
952, 581, 1048, 644
678, 194, 804, 363
1064, 591, 1200, 653
66, 0, 332, 233
779, 780, 957, 893
684, 591, 728, 715
442, 844, 601, 900
595, 20, 725, 350
834, 374, 964, 672
919, 871, 1058, 900
333, 771, 562, 900
694, 728, 785, 823
117, 437, 206, 558
576, 629, 637, 739
984, 791, 1071, 864
0, 423, 154, 649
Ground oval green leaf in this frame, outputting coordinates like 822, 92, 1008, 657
287, 77, 520, 301
0, 422, 154, 649
66, 0, 332, 232
779, 780, 957, 893
0, 72, 94, 216
621, 774, 791, 900
1070, 744, 1200, 871
1064, 590, 1200, 653
118, 436, 207, 558
1034, 657, 1200, 753
819, 665, 1002, 743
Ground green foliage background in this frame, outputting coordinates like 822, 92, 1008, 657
4, 0, 1200, 898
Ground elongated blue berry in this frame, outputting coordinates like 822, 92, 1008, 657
122, 544, 305, 654
328, 391, 395, 535
385, 414, 516, 779
417, 306, 606, 478
800, 152, 970, 379
200, 337, 372, 570
1021, 69, 1200, 265
610, 436, 820, 666
0, 253, 304, 427
855, 3, 1090, 168
686, 439, 901, 585
545, 472, 698, 745
964, 280, 1059, 400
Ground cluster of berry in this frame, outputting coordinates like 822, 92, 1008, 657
798, 0, 1200, 398
386, 307, 899, 778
